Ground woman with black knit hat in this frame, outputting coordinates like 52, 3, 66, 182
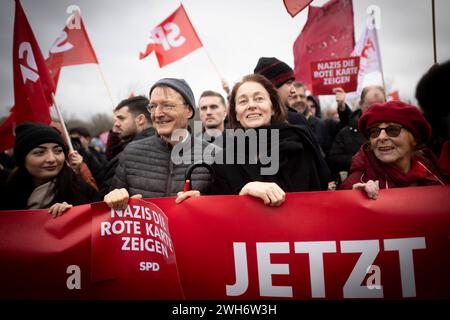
0, 122, 101, 215
340, 101, 449, 199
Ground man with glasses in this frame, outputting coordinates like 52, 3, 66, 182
288, 82, 308, 114
104, 78, 213, 210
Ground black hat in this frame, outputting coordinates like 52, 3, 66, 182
149, 78, 196, 119
14, 122, 67, 165
254, 57, 295, 88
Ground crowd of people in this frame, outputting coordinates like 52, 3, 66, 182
0, 58, 449, 214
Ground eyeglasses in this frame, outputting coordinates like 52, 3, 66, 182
147, 102, 186, 113
368, 125, 403, 139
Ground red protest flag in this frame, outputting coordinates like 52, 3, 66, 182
293, 0, 355, 87
46, 14, 99, 87
283, 0, 313, 17
387, 90, 400, 101
0, 112, 16, 152
13, 0, 54, 124
140, 4, 203, 67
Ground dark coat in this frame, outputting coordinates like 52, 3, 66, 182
110, 133, 214, 198
327, 109, 366, 174
287, 109, 308, 127
211, 124, 330, 195
307, 115, 327, 152
0, 165, 101, 210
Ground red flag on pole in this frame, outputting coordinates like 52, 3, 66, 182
387, 90, 400, 101
283, 0, 313, 17
293, 0, 355, 87
139, 4, 203, 67
1, 0, 56, 152
13, 0, 55, 124
0, 112, 16, 152
46, 13, 99, 87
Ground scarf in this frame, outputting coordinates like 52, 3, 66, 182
350, 144, 447, 188
27, 180, 56, 209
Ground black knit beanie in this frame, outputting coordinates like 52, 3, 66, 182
149, 78, 196, 119
254, 57, 295, 88
14, 122, 67, 165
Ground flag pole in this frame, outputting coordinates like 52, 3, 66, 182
203, 45, 223, 81
431, 0, 437, 64
51, 93, 74, 152
96, 64, 116, 109
179, 2, 224, 85
371, 10, 385, 89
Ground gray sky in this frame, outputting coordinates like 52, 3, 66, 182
1, 0, 449, 121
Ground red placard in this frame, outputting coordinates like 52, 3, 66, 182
311, 56, 360, 95
293, 0, 355, 87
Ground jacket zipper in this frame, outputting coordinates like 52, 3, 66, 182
165, 160, 174, 196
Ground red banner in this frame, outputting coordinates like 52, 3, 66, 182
293, 0, 355, 87
139, 4, 203, 67
1, 186, 450, 299
0, 201, 183, 299
311, 56, 360, 95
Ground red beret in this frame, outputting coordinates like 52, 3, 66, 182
358, 100, 432, 143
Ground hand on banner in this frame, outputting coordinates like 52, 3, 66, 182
48, 201, 73, 218
175, 190, 201, 204
352, 180, 380, 200
67, 150, 83, 174
104, 188, 142, 210
239, 182, 286, 206
333, 87, 347, 112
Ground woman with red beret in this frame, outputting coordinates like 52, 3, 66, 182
340, 101, 449, 199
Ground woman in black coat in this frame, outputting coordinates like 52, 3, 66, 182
0, 123, 101, 216
177, 74, 329, 206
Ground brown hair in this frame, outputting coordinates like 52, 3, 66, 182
228, 74, 287, 129
199, 90, 226, 107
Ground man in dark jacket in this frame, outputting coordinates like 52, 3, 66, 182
99, 96, 155, 196
104, 79, 214, 210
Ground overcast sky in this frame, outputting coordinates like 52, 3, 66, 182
1, 0, 449, 121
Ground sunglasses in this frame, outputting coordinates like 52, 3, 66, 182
368, 125, 403, 139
